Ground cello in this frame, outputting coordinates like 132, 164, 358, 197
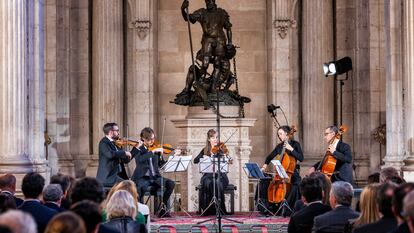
317, 125, 348, 179
267, 126, 297, 204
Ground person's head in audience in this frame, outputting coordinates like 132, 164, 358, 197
70, 177, 105, 205
71, 200, 102, 233
44, 212, 86, 233
0, 209, 37, 233
21, 172, 45, 199
106, 180, 139, 209
43, 184, 64, 205
329, 181, 353, 209
0, 225, 12, 233
353, 183, 381, 227
0, 193, 16, 213
378, 182, 398, 218
106, 190, 137, 220
299, 176, 323, 204
50, 173, 71, 197
392, 182, 414, 225
403, 190, 414, 233
380, 167, 400, 183
309, 171, 332, 205
368, 172, 380, 184
0, 174, 17, 194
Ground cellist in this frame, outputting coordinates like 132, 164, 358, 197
260, 125, 304, 211
308, 125, 353, 184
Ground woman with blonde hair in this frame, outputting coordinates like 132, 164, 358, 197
102, 190, 146, 233
345, 183, 381, 233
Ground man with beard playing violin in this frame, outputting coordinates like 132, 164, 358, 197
130, 127, 176, 218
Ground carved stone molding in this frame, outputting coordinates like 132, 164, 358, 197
127, 0, 152, 39
129, 19, 152, 39
373, 124, 386, 145
273, 19, 297, 39
273, 0, 298, 39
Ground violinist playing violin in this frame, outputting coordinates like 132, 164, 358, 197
96, 123, 136, 189
260, 125, 304, 213
193, 129, 232, 216
130, 127, 176, 218
308, 125, 353, 184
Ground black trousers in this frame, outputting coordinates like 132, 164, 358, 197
135, 176, 175, 208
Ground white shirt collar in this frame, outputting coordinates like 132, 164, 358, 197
106, 135, 114, 142
307, 200, 323, 206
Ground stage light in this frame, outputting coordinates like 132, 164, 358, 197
323, 56, 352, 76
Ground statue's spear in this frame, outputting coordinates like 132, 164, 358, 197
184, 0, 198, 83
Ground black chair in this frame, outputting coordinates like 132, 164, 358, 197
141, 185, 162, 209
196, 184, 237, 215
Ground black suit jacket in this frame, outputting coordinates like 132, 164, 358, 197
131, 145, 163, 181
353, 216, 397, 233
96, 137, 130, 187
18, 200, 58, 233
313, 205, 359, 233
314, 140, 353, 184
0, 191, 23, 207
288, 202, 332, 233
44, 202, 66, 213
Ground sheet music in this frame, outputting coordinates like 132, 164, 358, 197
162, 155, 192, 172
243, 163, 265, 179
270, 160, 289, 179
198, 156, 229, 173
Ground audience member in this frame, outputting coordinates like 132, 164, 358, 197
18, 172, 58, 233
346, 183, 381, 233
367, 172, 380, 184
312, 181, 359, 233
0, 193, 16, 213
102, 190, 147, 233
0, 225, 12, 233
50, 173, 72, 209
390, 183, 414, 233
0, 209, 37, 233
70, 177, 105, 205
403, 190, 414, 233
71, 200, 103, 233
294, 172, 332, 212
288, 176, 331, 233
43, 184, 66, 212
0, 173, 23, 207
45, 212, 87, 233
380, 167, 405, 184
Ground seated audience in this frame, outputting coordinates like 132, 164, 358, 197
346, 183, 381, 233
71, 200, 104, 233
288, 176, 331, 233
294, 172, 332, 212
312, 181, 359, 233
390, 183, 414, 233
368, 172, 380, 184
45, 212, 87, 233
403, 190, 414, 233
380, 167, 405, 184
43, 184, 66, 212
0, 193, 16, 213
102, 190, 147, 233
0, 173, 23, 207
0, 209, 37, 233
50, 173, 72, 209
18, 172, 58, 233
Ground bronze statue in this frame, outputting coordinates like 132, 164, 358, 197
172, 0, 250, 113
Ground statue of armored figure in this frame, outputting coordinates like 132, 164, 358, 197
172, 0, 250, 111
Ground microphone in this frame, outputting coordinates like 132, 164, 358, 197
267, 104, 280, 114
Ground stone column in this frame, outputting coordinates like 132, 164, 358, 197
403, 0, 414, 180
90, 0, 124, 175
0, 0, 48, 181
383, 0, 405, 171
126, 0, 157, 137
301, 0, 334, 167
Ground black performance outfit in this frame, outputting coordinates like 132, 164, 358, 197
313, 140, 353, 184
131, 145, 175, 211
194, 149, 229, 216
258, 140, 304, 214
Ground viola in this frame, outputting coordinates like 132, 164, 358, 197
114, 138, 142, 148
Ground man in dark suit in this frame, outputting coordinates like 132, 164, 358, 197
309, 125, 353, 184
0, 173, 23, 207
96, 122, 135, 188
43, 184, 66, 212
18, 172, 58, 233
131, 127, 175, 217
288, 176, 331, 233
312, 181, 359, 233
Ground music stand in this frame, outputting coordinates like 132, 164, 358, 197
243, 163, 274, 216
160, 155, 192, 217
270, 160, 293, 216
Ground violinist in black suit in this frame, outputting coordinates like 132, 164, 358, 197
96, 123, 134, 188
131, 127, 175, 217
309, 125, 353, 184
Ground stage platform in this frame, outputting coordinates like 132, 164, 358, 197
150, 213, 289, 233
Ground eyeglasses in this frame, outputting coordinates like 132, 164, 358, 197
324, 132, 332, 136
112, 129, 120, 132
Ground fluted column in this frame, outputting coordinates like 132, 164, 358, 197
383, 0, 405, 170
301, 0, 334, 165
402, 0, 414, 180
0, 0, 48, 176
92, 0, 124, 158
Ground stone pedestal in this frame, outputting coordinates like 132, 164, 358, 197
171, 106, 256, 212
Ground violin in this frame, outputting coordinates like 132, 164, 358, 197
317, 125, 348, 179
147, 141, 176, 155
114, 138, 142, 148
211, 142, 229, 155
